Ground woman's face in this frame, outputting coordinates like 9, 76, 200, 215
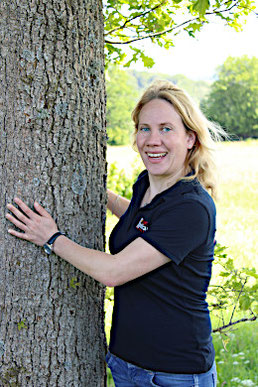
136, 98, 196, 180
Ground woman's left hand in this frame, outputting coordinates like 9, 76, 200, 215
6, 198, 58, 246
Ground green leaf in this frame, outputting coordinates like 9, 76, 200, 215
253, 303, 258, 315
239, 295, 252, 311
18, 321, 27, 331
219, 271, 231, 277
191, 0, 210, 16
70, 277, 81, 289
140, 52, 155, 68
187, 22, 203, 33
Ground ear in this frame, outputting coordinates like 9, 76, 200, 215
186, 131, 196, 150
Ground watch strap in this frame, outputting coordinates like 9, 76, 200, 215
46, 231, 65, 245
44, 231, 65, 254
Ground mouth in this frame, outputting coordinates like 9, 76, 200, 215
146, 152, 167, 159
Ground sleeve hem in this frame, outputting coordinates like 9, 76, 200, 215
140, 235, 182, 265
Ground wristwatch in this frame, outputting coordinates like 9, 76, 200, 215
43, 232, 65, 255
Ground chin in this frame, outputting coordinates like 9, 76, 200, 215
146, 167, 170, 177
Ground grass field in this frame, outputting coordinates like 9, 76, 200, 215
105, 140, 258, 386
215, 140, 258, 269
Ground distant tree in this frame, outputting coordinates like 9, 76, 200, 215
201, 56, 258, 139
106, 67, 138, 145
130, 70, 210, 105
171, 74, 210, 105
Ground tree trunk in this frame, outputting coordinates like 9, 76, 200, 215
0, 0, 107, 385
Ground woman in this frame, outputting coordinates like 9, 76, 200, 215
6, 81, 222, 386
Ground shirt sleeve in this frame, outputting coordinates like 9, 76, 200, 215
140, 200, 210, 265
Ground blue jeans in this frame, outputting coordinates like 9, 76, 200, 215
106, 352, 217, 387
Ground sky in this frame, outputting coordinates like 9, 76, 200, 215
133, 11, 258, 81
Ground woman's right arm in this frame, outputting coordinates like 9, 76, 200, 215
107, 189, 130, 219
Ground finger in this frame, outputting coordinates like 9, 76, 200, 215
7, 203, 31, 225
8, 228, 30, 240
6, 213, 28, 231
34, 201, 51, 218
14, 197, 36, 219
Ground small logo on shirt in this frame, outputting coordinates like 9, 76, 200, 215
136, 217, 149, 233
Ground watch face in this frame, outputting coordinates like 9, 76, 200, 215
44, 243, 52, 255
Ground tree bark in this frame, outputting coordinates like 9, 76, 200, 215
0, 0, 107, 385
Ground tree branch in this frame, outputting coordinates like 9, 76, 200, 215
104, 2, 242, 45
104, 1, 167, 37
212, 314, 257, 333
105, 17, 198, 44
229, 277, 248, 324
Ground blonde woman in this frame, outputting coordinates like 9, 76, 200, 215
7, 81, 223, 386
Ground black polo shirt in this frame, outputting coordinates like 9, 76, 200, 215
109, 170, 216, 374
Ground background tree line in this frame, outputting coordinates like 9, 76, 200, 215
106, 55, 258, 145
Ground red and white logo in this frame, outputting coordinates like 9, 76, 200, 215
136, 217, 149, 233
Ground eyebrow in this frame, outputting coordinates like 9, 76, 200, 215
138, 122, 173, 126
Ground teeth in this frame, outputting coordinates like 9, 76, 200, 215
147, 153, 166, 158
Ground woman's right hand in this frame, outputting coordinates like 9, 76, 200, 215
6, 198, 59, 246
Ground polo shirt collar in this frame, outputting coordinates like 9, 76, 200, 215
133, 169, 197, 209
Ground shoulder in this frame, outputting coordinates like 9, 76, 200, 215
167, 179, 216, 215
183, 180, 216, 216
155, 180, 216, 227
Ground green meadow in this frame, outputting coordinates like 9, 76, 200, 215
105, 140, 258, 387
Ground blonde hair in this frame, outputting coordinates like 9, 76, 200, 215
132, 80, 226, 199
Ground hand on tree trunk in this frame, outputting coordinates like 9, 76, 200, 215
6, 198, 58, 246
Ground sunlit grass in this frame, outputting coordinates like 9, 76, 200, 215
215, 140, 258, 269
213, 321, 258, 386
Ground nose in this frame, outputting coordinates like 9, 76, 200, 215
146, 129, 162, 146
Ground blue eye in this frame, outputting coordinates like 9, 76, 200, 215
162, 127, 172, 132
139, 127, 150, 132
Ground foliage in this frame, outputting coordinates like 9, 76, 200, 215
107, 160, 142, 198
17, 320, 28, 331
69, 277, 81, 289
201, 56, 258, 139
209, 243, 257, 333
103, 0, 257, 67
106, 66, 139, 145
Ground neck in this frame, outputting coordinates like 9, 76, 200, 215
148, 167, 189, 198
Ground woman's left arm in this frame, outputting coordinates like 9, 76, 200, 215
6, 198, 169, 287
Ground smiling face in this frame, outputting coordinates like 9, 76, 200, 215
136, 98, 196, 181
